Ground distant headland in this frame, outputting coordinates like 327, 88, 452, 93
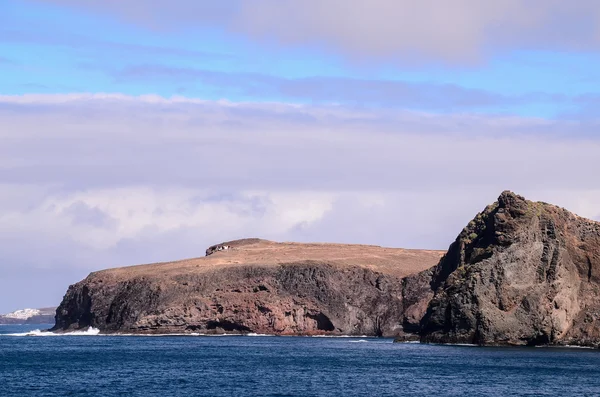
0, 307, 56, 325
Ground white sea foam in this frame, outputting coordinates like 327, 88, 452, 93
536, 344, 595, 350
98, 333, 230, 337
561, 345, 595, 349
310, 335, 369, 338
0, 329, 382, 339
2, 327, 100, 337
95, 332, 256, 337
108, 332, 370, 338
349, 339, 369, 343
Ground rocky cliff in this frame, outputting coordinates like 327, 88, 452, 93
418, 191, 600, 346
52, 240, 443, 336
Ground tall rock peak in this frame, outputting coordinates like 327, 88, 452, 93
421, 191, 600, 346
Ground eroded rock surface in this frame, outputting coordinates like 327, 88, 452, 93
419, 191, 600, 346
52, 240, 443, 336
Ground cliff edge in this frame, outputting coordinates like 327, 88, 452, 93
51, 240, 443, 336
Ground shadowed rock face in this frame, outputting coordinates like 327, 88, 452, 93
51, 241, 443, 336
420, 191, 600, 346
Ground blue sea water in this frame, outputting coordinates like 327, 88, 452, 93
1, 324, 600, 396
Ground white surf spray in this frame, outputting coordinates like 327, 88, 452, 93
2, 327, 100, 337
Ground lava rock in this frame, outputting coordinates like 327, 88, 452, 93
419, 191, 600, 347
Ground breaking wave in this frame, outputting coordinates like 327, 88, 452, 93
1, 329, 384, 339
2, 327, 100, 337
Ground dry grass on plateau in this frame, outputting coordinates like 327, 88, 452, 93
99, 239, 445, 279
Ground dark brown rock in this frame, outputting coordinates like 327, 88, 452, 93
52, 240, 444, 336
419, 191, 600, 346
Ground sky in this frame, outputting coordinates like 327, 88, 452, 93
1, 0, 600, 313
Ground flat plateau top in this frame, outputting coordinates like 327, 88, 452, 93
94, 239, 445, 279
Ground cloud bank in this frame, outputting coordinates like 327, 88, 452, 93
1, 94, 600, 311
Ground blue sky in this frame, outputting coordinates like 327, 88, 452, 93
2, 0, 600, 312
3, 0, 600, 117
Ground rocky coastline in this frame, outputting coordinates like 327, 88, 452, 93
51, 240, 443, 337
51, 191, 600, 347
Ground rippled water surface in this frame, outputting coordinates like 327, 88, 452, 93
2, 324, 600, 396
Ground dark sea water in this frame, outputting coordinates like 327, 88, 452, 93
2, 325, 600, 397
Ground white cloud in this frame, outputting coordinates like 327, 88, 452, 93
24, 187, 336, 251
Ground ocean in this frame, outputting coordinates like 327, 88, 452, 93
1, 324, 600, 396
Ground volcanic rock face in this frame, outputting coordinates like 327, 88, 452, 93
419, 191, 600, 346
52, 240, 443, 336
